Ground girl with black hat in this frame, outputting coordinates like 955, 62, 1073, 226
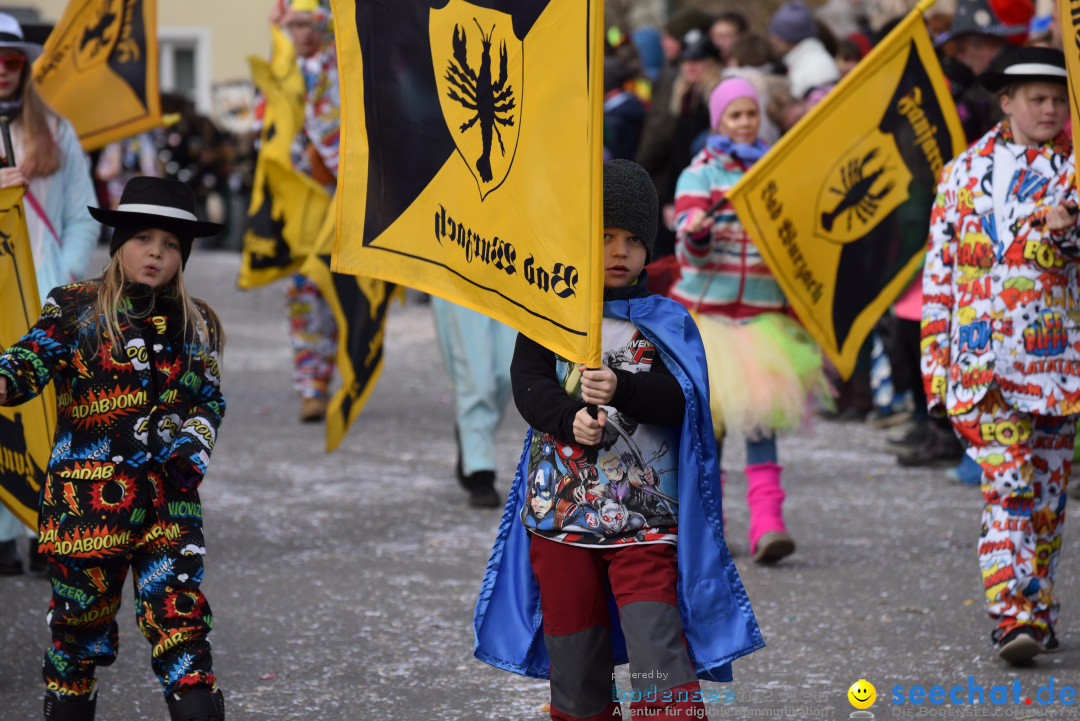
922, 46, 1080, 665
0, 176, 228, 720
0, 11, 97, 577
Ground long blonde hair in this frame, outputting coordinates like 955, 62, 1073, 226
669, 59, 725, 116
14, 63, 61, 178
92, 253, 225, 363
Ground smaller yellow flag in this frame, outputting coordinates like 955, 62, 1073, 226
238, 157, 331, 289
0, 187, 56, 529
237, 27, 316, 290
33, 0, 162, 152
726, 4, 964, 378
301, 202, 401, 451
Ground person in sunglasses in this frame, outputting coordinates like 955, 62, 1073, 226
0, 12, 97, 577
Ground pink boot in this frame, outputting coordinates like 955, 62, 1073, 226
745, 462, 795, 563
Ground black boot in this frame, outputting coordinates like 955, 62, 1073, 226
454, 426, 499, 508
461, 470, 500, 508
43, 690, 96, 721
28, 537, 47, 574
897, 419, 963, 467
167, 688, 225, 721
0, 539, 23, 575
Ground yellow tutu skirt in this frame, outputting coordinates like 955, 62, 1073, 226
691, 312, 831, 439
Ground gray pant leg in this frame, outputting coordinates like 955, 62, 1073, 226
620, 600, 698, 692
544, 625, 616, 718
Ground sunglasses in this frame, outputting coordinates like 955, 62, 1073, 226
0, 55, 25, 72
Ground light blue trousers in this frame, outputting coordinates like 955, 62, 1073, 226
431, 298, 516, 477
0, 504, 33, 542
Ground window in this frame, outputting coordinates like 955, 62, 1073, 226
159, 27, 210, 114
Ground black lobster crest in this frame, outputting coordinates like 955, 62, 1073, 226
432, 1, 523, 200
815, 130, 911, 244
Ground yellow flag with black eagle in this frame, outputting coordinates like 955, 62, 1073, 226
238, 25, 331, 290
0, 187, 56, 529
726, 0, 965, 378
329, 0, 605, 366
32, 0, 162, 152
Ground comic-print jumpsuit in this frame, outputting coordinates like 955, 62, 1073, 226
922, 121, 1080, 644
0, 282, 225, 698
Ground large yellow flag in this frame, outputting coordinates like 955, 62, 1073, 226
33, 0, 161, 152
0, 187, 55, 529
238, 26, 330, 289
330, 0, 604, 365
727, 0, 964, 378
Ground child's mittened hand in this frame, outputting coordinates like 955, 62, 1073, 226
578, 365, 617, 405
165, 457, 200, 490
573, 406, 607, 446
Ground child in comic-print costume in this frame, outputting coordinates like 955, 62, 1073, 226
475, 160, 761, 721
267, 0, 341, 423
0, 177, 227, 720
921, 47, 1080, 665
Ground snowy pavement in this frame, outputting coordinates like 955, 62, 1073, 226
2, 249, 1079, 720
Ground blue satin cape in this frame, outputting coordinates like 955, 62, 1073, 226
473, 294, 764, 681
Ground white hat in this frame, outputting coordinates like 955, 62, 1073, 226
0, 13, 42, 63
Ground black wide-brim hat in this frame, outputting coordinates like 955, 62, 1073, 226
89, 176, 224, 237
978, 46, 1068, 93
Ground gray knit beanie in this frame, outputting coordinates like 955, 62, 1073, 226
603, 159, 658, 264
769, 1, 816, 45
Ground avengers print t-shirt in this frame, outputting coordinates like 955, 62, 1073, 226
521, 318, 680, 546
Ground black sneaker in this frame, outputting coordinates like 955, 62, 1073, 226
886, 422, 930, 450
43, 690, 97, 721
993, 626, 1043, 664
167, 687, 225, 721
897, 426, 963, 467
1043, 628, 1061, 653
461, 470, 500, 508
28, 538, 47, 574
0, 539, 23, 575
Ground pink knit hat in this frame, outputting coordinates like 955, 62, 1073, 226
709, 77, 760, 130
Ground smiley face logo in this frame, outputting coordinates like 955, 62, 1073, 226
848, 679, 876, 709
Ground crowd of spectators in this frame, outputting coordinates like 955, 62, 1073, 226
600, 0, 1066, 480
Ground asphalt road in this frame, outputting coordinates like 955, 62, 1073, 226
2, 249, 1079, 720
